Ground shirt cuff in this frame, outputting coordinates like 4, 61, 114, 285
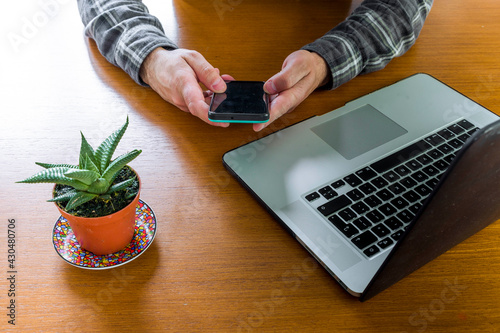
301, 33, 363, 91
114, 24, 178, 86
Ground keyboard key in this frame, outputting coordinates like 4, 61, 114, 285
344, 174, 362, 187
426, 177, 439, 189
437, 144, 454, 154
416, 154, 433, 165
346, 189, 364, 201
353, 217, 372, 230
400, 176, 417, 188
468, 127, 479, 136
388, 182, 405, 195
339, 208, 357, 222
411, 171, 428, 182
433, 159, 450, 171
379, 203, 397, 216
425, 134, 445, 146
331, 180, 345, 189
428, 149, 444, 160
366, 210, 384, 224
422, 165, 440, 177
448, 123, 465, 135
356, 167, 377, 181
317, 195, 352, 217
371, 140, 431, 173
438, 128, 454, 140
459, 119, 474, 130
364, 195, 382, 208
318, 186, 337, 200
414, 184, 432, 197
385, 216, 403, 230
305, 192, 320, 201
376, 189, 394, 201
406, 159, 422, 171
352, 231, 378, 249
352, 202, 370, 215
391, 197, 409, 210
328, 215, 345, 229
403, 190, 421, 203
377, 237, 394, 249
449, 138, 464, 149
371, 176, 389, 189
409, 203, 423, 214
391, 230, 405, 241
394, 165, 411, 177
359, 183, 377, 195
458, 133, 470, 142
363, 245, 380, 257
443, 154, 456, 164
340, 224, 360, 238
383, 171, 400, 182
397, 210, 415, 223
328, 216, 359, 238
372, 224, 391, 237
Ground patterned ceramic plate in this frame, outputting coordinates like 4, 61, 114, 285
52, 199, 156, 269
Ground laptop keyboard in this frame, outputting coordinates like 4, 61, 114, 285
304, 119, 479, 259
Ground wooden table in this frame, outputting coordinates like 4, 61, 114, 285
2, 0, 500, 331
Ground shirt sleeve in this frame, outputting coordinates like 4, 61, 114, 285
76, 0, 178, 86
302, 0, 434, 90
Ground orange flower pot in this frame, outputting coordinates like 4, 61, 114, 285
55, 175, 140, 255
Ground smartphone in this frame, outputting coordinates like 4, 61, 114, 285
208, 81, 270, 123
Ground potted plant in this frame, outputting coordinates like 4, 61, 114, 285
18, 117, 142, 255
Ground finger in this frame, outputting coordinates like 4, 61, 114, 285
181, 81, 229, 127
254, 80, 310, 132
264, 54, 308, 94
221, 74, 235, 82
183, 51, 226, 93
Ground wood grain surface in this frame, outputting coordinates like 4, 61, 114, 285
1, 0, 500, 332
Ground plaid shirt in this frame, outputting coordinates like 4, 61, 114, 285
77, 0, 433, 88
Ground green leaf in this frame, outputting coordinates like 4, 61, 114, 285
83, 154, 100, 174
64, 169, 100, 186
86, 178, 110, 194
48, 189, 78, 203
17, 167, 89, 191
106, 178, 135, 194
101, 149, 141, 184
94, 116, 129, 173
79, 132, 97, 170
35, 162, 79, 169
125, 190, 138, 200
65, 191, 98, 210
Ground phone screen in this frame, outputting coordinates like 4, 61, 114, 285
208, 81, 269, 123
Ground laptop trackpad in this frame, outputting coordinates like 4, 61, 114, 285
311, 104, 408, 160
282, 200, 361, 271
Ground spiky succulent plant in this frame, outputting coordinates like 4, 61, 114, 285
18, 117, 141, 211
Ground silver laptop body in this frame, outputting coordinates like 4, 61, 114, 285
222, 74, 499, 299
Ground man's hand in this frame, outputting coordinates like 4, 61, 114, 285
140, 47, 230, 127
254, 50, 330, 132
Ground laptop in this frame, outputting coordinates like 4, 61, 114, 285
222, 73, 500, 301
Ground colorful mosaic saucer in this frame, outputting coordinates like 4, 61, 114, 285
52, 200, 156, 269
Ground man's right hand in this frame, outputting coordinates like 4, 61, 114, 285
140, 47, 230, 127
